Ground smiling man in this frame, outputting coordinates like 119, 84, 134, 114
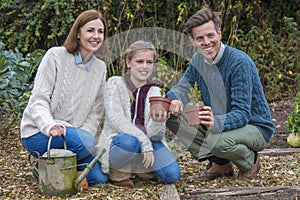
166, 7, 275, 181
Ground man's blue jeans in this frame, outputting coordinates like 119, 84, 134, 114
22, 126, 108, 185
109, 133, 181, 184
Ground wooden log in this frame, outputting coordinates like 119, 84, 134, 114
184, 186, 300, 197
259, 148, 300, 155
158, 184, 180, 200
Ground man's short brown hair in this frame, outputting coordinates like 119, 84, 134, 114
185, 7, 220, 37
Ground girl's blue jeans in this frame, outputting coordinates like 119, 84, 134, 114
22, 126, 108, 185
109, 133, 181, 184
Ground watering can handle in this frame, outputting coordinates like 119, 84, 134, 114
47, 135, 67, 158
28, 151, 40, 175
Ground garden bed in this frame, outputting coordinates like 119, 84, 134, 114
0, 102, 299, 199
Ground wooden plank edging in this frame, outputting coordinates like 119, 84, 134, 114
184, 186, 300, 196
259, 148, 300, 155
157, 148, 299, 200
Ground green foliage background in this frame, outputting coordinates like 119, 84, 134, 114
0, 0, 300, 129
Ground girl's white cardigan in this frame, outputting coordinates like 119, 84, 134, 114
97, 76, 167, 173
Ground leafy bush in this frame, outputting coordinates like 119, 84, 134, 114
0, 0, 299, 129
0, 42, 45, 132
234, 17, 300, 101
287, 93, 300, 147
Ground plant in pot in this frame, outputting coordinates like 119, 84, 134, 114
287, 92, 300, 147
149, 85, 171, 114
149, 58, 177, 114
184, 82, 204, 125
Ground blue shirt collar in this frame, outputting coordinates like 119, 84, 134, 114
75, 51, 93, 71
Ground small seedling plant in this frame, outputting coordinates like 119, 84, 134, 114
188, 82, 203, 106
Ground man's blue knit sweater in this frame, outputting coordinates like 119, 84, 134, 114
167, 45, 275, 142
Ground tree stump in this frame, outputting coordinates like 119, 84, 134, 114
158, 184, 180, 200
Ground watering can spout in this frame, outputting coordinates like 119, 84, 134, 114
74, 148, 106, 188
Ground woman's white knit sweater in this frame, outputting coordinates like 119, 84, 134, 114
20, 46, 107, 138
97, 76, 167, 173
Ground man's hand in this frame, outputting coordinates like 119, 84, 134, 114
199, 106, 214, 130
169, 99, 183, 116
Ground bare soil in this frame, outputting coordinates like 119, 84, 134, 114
0, 102, 299, 200
267, 102, 294, 149
178, 102, 300, 200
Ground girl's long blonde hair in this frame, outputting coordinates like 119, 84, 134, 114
122, 40, 157, 77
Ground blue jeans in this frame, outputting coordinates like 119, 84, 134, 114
109, 133, 181, 184
22, 127, 108, 185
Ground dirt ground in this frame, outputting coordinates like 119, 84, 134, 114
178, 102, 300, 200
267, 102, 294, 149
0, 102, 299, 200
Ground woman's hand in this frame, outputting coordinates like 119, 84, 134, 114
49, 125, 66, 137
142, 151, 154, 168
199, 106, 214, 130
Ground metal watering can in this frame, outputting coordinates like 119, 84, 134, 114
28, 136, 105, 197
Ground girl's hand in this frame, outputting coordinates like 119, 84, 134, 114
149, 110, 170, 122
49, 125, 66, 137
142, 151, 154, 168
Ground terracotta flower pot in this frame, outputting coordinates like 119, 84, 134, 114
149, 96, 171, 114
184, 105, 204, 125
